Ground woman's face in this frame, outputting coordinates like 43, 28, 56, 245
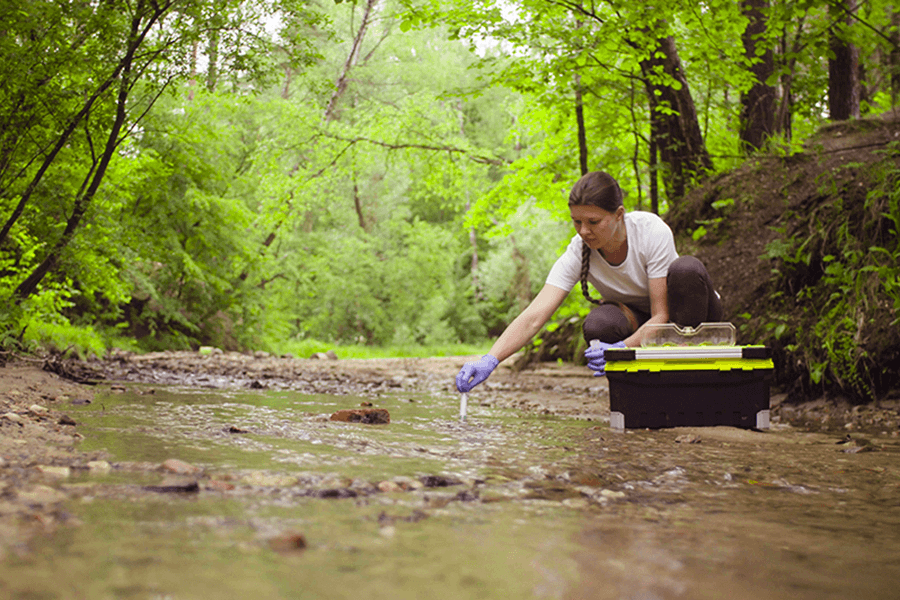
570, 204, 623, 250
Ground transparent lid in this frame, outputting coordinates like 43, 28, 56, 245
641, 322, 736, 347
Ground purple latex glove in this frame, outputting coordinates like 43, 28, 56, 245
456, 354, 500, 393
584, 340, 626, 376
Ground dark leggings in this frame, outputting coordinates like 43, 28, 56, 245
582, 256, 722, 343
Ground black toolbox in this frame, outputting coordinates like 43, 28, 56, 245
604, 345, 774, 430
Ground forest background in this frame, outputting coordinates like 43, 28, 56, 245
1, 0, 898, 402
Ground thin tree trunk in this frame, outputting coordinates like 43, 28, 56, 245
828, 0, 860, 121
575, 75, 588, 175
206, 26, 220, 92
890, 10, 900, 106
740, 0, 775, 152
0, 69, 126, 248
773, 21, 806, 141
466, 196, 480, 301
14, 4, 161, 300
639, 32, 713, 202
352, 177, 366, 230
323, 0, 379, 123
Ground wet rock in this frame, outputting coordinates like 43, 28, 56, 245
313, 488, 358, 499
378, 510, 429, 525
2, 412, 24, 425
161, 458, 202, 475
205, 479, 236, 492
144, 479, 200, 494
242, 472, 298, 487
267, 533, 307, 554
377, 480, 403, 493
329, 408, 390, 424
453, 489, 480, 502
391, 476, 424, 491
17, 485, 67, 505
36, 465, 71, 479
419, 475, 463, 488
87, 460, 112, 474
599, 489, 627, 500
28, 404, 49, 417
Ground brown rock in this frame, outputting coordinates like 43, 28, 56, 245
329, 408, 390, 424
161, 458, 202, 475
28, 404, 49, 417
2, 412, 23, 424
205, 479, 236, 492
268, 533, 307, 554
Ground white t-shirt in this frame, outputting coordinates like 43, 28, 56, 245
545, 211, 678, 314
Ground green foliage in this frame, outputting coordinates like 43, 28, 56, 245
755, 145, 900, 400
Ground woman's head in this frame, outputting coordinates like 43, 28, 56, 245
568, 171, 624, 212
569, 172, 626, 307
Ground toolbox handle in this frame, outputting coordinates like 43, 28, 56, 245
605, 346, 771, 361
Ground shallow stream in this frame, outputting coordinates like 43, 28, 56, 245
2, 385, 899, 599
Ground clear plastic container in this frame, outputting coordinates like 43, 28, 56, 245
641, 322, 736, 348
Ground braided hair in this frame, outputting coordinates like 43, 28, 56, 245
568, 172, 624, 306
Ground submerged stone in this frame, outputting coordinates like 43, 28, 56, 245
329, 408, 390, 424
268, 533, 307, 554
161, 458, 202, 475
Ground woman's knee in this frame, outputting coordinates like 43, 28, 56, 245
667, 255, 722, 326
583, 304, 633, 343
667, 256, 706, 286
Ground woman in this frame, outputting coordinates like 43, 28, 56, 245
456, 171, 722, 393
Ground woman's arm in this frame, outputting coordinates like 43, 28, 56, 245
622, 276, 669, 347
487, 284, 570, 362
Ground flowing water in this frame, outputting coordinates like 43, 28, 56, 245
1, 385, 899, 600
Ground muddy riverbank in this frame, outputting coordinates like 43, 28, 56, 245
1, 350, 898, 563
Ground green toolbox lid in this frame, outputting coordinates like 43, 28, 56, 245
605, 346, 774, 373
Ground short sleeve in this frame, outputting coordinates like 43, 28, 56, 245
643, 218, 678, 279
545, 235, 583, 292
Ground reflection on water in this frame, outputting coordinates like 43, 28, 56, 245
1, 387, 899, 599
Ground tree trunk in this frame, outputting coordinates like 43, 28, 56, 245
206, 25, 220, 92
773, 21, 805, 141
740, 0, 775, 152
323, 0, 379, 123
353, 177, 366, 231
639, 33, 713, 202
575, 75, 588, 175
0, 64, 128, 248
828, 0, 860, 121
891, 10, 900, 106
13, 4, 162, 300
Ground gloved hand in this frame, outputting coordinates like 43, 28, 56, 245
456, 354, 500, 393
584, 340, 626, 376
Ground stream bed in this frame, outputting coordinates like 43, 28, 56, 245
1, 384, 899, 600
